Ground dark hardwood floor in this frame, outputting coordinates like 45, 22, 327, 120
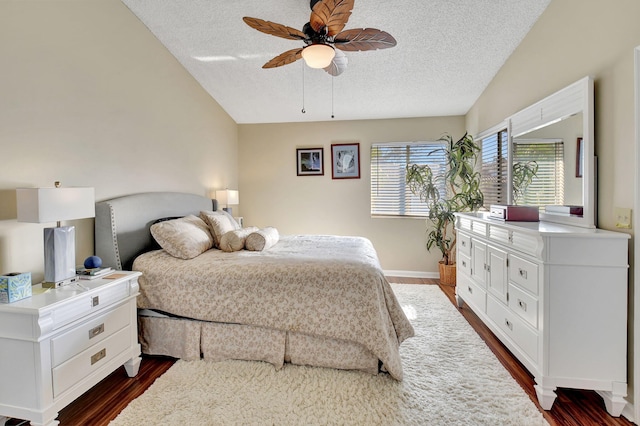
33, 277, 633, 425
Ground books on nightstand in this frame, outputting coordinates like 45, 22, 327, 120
76, 267, 113, 280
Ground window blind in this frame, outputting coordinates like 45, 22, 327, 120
513, 140, 564, 206
370, 141, 447, 216
479, 129, 508, 208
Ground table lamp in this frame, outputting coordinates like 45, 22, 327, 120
16, 182, 95, 288
215, 189, 239, 215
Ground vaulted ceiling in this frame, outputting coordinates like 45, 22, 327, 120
121, 0, 551, 124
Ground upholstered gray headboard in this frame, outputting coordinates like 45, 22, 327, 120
95, 192, 217, 270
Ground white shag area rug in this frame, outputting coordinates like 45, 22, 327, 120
110, 284, 548, 426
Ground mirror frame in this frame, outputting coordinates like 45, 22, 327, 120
508, 76, 595, 228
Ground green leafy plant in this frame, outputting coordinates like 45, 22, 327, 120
406, 132, 484, 265
512, 160, 539, 205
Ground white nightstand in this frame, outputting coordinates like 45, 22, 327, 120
0, 271, 142, 426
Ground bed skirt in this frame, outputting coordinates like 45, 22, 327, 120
138, 315, 380, 375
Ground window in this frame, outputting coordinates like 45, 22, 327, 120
370, 141, 447, 216
513, 139, 564, 206
479, 129, 508, 208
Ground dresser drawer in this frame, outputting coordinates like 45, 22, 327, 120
487, 296, 538, 363
508, 255, 539, 295
51, 279, 132, 331
458, 252, 471, 277
51, 302, 130, 367
472, 221, 487, 237
52, 326, 131, 398
458, 216, 472, 232
510, 231, 541, 257
457, 274, 486, 313
489, 225, 510, 245
458, 232, 472, 256
508, 283, 538, 329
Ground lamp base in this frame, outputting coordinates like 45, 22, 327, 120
44, 226, 77, 286
42, 275, 80, 289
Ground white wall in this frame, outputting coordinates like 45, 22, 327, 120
238, 116, 466, 273
0, 0, 238, 282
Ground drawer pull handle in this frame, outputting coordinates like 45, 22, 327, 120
505, 319, 513, 330
518, 299, 527, 312
468, 286, 473, 294
519, 268, 527, 279
462, 260, 466, 267
461, 241, 466, 247
92, 296, 100, 307
89, 323, 105, 339
91, 348, 106, 365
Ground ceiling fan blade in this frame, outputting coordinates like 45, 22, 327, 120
323, 49, 348, 76
310, 0, 354, 36
263, 48, 304, 68
243, 17, 306, 41
333, 28, 397, 51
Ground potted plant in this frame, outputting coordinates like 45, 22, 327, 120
405, 132, 484, 285
512, 160, 539, 205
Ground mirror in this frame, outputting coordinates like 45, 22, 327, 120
509, 77, 595, 228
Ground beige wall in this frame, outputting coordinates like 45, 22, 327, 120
238, 117, 465, 274
0, 0, 238, 282
466, 0, 640, 230
466, 0, 640, 410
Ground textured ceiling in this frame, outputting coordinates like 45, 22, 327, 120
121, 0, 551, 124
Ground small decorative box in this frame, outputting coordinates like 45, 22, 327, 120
489, 205, 540, 222
0, 272, 32, 303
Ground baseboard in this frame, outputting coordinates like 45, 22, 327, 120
621, 399, 635, 424
383, 270, 439, 279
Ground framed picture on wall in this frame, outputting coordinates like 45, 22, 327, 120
296, 148, 324, 176
331, 142, 360, 179
576, 137, 583, 178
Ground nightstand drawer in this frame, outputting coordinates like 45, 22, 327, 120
51, 302, 130, 367
52, 326, 131, 398
51, 279, 131, 331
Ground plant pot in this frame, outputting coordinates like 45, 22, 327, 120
438, 261, 457, 286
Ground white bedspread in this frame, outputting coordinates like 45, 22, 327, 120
133, 235, 414, 380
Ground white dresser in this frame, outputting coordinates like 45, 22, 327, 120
0, 271, 141, 426
454, 213, 629, 415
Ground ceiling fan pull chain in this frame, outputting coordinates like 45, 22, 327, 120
301, 63, 306, 114
331, 76, 335, 119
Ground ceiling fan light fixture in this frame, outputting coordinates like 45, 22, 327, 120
301, 43, 335, 69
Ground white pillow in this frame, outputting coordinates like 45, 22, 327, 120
200, 210, 240, 248
219, 227, 259, 252
245, 227, 280, 251
150, 215, 213, 259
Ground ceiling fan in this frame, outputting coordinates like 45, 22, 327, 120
243, 0, 397, 76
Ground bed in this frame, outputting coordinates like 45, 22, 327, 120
95, 192, 414, 380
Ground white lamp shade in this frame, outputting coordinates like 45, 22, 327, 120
215, 189, 239, 206
16, 187, 95, 223
301, 44, 336, 69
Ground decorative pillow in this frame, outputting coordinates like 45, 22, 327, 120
150, 215, 213, 259
219, 227, 259, 252
200, 210, 240, 248
245, 227, 280, 251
